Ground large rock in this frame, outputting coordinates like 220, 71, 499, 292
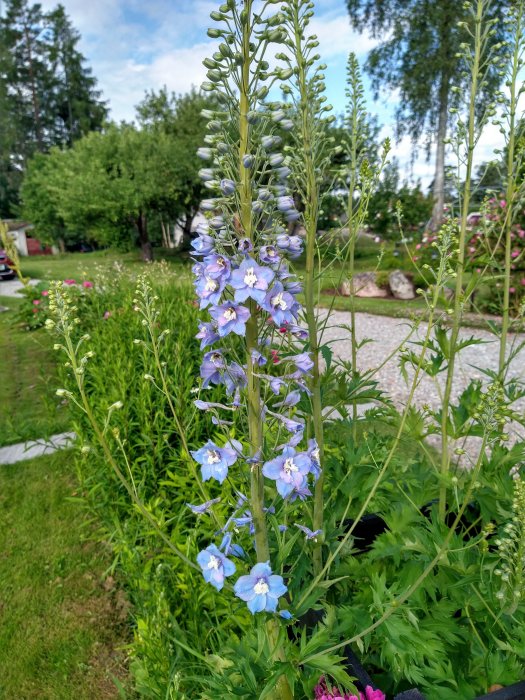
339, 272, 388, 298
389, 270, 415, 300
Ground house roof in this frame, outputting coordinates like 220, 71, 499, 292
1, 219, 33, 232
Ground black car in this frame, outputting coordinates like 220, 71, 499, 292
0, 249, 15, 280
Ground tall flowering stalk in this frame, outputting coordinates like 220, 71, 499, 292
277, 0, 336, 573
438, 0, 497, 519
192, 1, 327, 695
497, 1, 525, 377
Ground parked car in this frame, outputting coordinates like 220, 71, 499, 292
0, 249, 15, 280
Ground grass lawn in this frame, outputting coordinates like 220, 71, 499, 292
0, 451, 129, 699
0, 297, 71, 446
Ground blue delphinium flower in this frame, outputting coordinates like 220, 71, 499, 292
195, 321, 220, 349
262, 282, 298, 325
203, 254, 231, 280
262, 446, 312, 498
191, 234, 215, 256
191, 439, 238, 483
290, 352, 314, 375
307, 438, 321, 480
186, 498, 221, 515
295, 524, 322, 540
259, 245, 280, 265
229, 258, 275, 303
197, 544, 236, 591
234, 562, 287, 613
200, 350, 226, 387
220, 178, 236, 195
194, 273, 226, 309
210, 301, 250, 337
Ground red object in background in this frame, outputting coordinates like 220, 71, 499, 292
26, 236, 52, 255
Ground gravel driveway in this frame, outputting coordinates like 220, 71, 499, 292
321, 309, 525, 458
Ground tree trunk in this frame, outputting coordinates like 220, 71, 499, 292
430, 72, 450, 231
136, 212, 153, 262
24, 23, 43, 151
181, 210, 196, 249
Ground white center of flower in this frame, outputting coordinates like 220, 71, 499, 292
254, 579, 269, 595
207, 555, 220, 570
244, 267, 258, 287
211, 353, 223, 365
207, 449, 221, 464
283, 458, 298, 475
312, 448, 320, 462
205, 276, 218, 292
224, 308, 237, 321
271, 292, 287, 310
217, 257, 226, 268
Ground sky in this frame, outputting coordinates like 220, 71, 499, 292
36, 0, 509, 190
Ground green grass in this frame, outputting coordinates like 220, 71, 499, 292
0, 451, 129, 699
18, 249, 144, 281
0, 298, 71, 446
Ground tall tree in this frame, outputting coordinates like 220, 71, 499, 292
346, 0, 509, 230
0, 0, 107, 216
136, 87, 212, 245
45, 5, 107, 146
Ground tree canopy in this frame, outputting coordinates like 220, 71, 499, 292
0, 0, 107, 216
346, 0, 510, 229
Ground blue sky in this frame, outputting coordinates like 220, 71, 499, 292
37, 0, 506, 189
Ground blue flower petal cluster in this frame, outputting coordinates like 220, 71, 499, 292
233, 562, 287, 614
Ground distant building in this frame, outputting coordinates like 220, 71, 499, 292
1, 220, 54, 256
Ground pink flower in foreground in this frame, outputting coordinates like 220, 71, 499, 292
33, 299, 40, 305
500, 200, 507, 208
63, 278, 76, 286
82, 280, 94, 288
41, 290, 49, 296
314, 678, 385, 700
103, 311, 111, 320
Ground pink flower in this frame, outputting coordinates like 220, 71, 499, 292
82, 280, 93, 288
63, 278, 76, 286
518, 230, 525, 239
33, 299, 40, 305
32, 308, 38, 313
511, 250, 520, 258
41, 290, 49, 297
500, 199, 507, 208
476, 268, 482, 274
103, 311, 111, 320
521, 279, 525, 286
510, 287, 516, 294
415, 243, 422, 250
314, 678, 385, 700
469, 246, 476, 253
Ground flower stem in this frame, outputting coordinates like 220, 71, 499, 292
439, 0, 483, 521
289, 1, 325, 575
498, 4, 523, 378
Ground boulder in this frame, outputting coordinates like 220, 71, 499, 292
340, 272, 388, 298
389, 270, 415, 300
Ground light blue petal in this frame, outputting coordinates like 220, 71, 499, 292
234, 575, 256, 600
223, 559, 236, 577
248, 594, 267, 614
268, 575, 287, 598
251, 562, 272, 578
262, 458, 283, 479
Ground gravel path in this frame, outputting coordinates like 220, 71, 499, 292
0, 278, 40, 298
321, 310, 525, 455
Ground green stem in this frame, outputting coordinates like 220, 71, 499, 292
498, 5, 522, 378
439, 0, 483, 521
239, 8, 292, 698
290, 3, 325, 575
